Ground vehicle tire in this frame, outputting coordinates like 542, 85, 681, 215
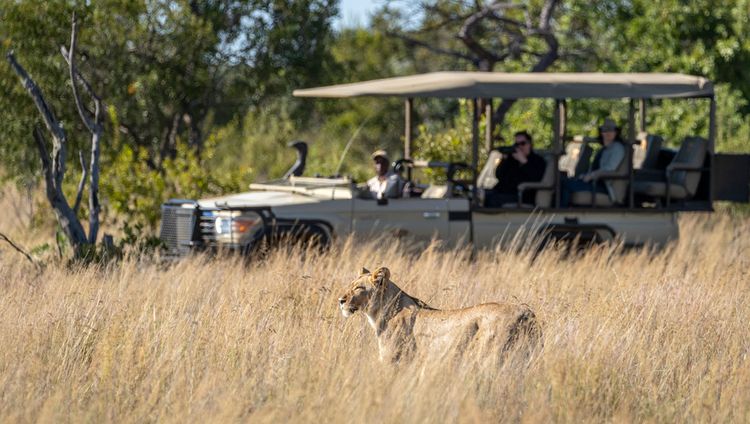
246, 222, 332, 258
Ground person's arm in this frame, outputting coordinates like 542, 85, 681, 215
495, 156, 511, 181
518, 154, 546, 182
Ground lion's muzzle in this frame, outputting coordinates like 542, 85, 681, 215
338, 297, 357, 317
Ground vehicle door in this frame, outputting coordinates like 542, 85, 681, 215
351, 197, 449, 241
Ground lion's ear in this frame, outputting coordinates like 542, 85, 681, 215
371, 267, 390, 287
359, 267, 370, 276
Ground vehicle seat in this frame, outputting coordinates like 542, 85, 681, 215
421, 184, 448, 199
501, 153, 556, 208
559, 137, 593, 177
571, 145, 629, 207
477, 149, 502, 189
638, 134, 663, 170
633, 136, 706, 200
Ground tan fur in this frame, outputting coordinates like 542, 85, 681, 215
338, 266, 542, 363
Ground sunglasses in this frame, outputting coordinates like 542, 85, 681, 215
514, 141, 530, 147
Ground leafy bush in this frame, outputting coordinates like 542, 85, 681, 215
102, 139, 248, 232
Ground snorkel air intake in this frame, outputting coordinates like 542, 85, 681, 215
283, 140, 307, 179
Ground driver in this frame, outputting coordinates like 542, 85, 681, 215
367, 150, 405, 199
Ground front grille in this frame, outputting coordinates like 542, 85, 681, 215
199, 210, 218, 248
160, 203, 198, 256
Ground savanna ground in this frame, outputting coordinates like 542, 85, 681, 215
1, 185, 749, 422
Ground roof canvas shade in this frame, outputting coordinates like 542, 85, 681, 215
293, 72, 713, 99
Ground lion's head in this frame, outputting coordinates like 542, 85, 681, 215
337, 267, 391, 318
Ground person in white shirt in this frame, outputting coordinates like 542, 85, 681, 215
366, 150, 405, 200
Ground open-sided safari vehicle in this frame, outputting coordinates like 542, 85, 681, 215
160, 72, 750, 257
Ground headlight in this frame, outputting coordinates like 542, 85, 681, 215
213, 211, 263, 244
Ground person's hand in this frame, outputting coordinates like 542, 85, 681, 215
512, 149, 528, 165
581, 173, 593, 183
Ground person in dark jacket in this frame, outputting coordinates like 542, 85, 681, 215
486, 130, 547, 207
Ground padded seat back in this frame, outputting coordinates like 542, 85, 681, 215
641, 135, 663, 170
671, 137, 707, 197
608, 146, 630, 205
421, 184, 448, 199
477, 149, 501, 189
559, 139, 593, 177
534, 153, 557, 208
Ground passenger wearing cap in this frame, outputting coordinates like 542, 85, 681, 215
366, 150, 405, 200
560, 118, 626, 207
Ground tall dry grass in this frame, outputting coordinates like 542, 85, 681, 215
0, 213, 749, 423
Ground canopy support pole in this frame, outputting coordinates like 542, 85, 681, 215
628, 99, 636, 208
553, 99, 562, 208
708, 96, 716, 203
471, 99, 480, 207
559, 99, 567, 144
709, 96, 717, 153
639, 99, 647, 132
404, 98, 413, 159
485, 99, 493, 152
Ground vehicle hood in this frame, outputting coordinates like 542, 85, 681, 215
197, 190, 320, 209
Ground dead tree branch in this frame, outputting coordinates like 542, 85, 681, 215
6, 12, 108, 256
7, 52, 89, 254
0, 232, 39, 269
73, 150, 87, 215
61, 13, 103, 244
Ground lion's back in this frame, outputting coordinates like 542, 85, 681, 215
413, 302, 542, 357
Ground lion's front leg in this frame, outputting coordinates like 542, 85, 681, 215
378, 310, 417, 363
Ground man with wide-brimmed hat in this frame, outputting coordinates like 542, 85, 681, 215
366, 149, 405, 199
560, 118, 626, 207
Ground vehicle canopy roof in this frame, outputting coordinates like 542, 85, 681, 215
293, 72, 713, 99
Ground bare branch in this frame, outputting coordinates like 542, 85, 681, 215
539, 0, 559, 31
458, 8, 505, 65
73, 150, 88, 215
386, 31, 478, 64
8, 29, 90, 255
60, 13, 103, 244
87, 127, 102, 244
65, 13, 97, 134
60, 46, 100, 103
0, 232, 39, 269
32, 126, 51, 173
6, 52, 66, 144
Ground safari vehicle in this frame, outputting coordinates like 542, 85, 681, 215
159, 72, 750, 257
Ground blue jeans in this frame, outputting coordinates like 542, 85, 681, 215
560, 177, 607, 207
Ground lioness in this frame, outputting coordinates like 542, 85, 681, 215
338, 266, 542, 363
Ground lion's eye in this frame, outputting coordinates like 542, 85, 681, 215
355, 286, 365, 291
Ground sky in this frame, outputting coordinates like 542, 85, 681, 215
336, 0, 381, 29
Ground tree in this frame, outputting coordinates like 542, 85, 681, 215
384, 0, 564, 130
6, 14, 104, 256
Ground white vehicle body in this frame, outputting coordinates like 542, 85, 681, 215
159, 176, 677, 257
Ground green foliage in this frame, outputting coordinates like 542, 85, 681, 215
118, 222, 165, 255
0, 0, 339, 181
103, 139, 248, 231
